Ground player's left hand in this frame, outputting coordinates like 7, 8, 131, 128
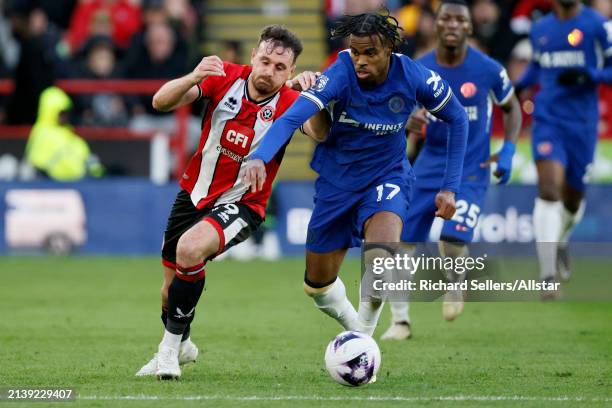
286, 71, 321, 92
242, 159, 267, 193
481, 140, 516, 184
435, 190, 456, 220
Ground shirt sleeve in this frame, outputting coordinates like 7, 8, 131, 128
597, 19, 612, 60
515, 33, 541, 91
299, 58, 347, 110
414, 63, 454, 114
591, 18, 612, 84
490, 63, 515, 106
247, 60, 348, 164
412, 60, 468, 192
248, 96, 321, 164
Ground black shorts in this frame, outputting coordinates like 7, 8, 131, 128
161, 190, 263, 268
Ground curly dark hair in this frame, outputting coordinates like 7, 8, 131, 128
331, 9, 404, 51
258, 25, 303, 62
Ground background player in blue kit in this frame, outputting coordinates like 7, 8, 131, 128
516, 0, 612, 295
380, 0, 523, 341
243, 12, 469, 336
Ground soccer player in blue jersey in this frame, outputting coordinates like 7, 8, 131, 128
516, 0, 612, 295
380, 0, 523, 341
243, 11, 469, 336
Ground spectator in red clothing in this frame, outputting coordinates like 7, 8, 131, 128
510, 0, 552, 35
65, 0, 142, 54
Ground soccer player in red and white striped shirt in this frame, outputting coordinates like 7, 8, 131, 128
136, 25, 328, 379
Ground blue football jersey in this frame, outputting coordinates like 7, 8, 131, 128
414, 47, 514, 187
529, 6, 612, 126
300, 50, 455, 191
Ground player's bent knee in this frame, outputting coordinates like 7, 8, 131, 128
176, 229, 218, 264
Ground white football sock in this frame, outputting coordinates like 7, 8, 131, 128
388, 244, 416, 324
389, 301, 410, 324
559, 200, 585, 247
358, 299, 384, 336
438, 241, 469, 283
306, 278, 360, 331
533, 197, 562, 280
160, 329, 182, 351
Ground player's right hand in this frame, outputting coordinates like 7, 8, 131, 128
435, 190, 456, 220
242, 159, 267, 193
406, 108, 429, 138
286, 71, 321, 92
192, 55, 225, 84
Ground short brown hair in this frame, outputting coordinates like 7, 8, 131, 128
258, 25, 303, 62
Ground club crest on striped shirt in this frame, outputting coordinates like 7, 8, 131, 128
259, 106, 275, 122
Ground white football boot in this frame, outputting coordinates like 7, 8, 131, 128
556, 244, 572, 282
442, 289, 464, 321
135, 338, 198, 377
380, 320, 412, 341
155, 344, 181, 380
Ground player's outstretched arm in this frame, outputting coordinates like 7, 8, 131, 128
431, 93, 469, 219
243, 97, 320, 192
286, 71, 330, 142
514, 60, 540, 95
152, 56, 225, 112
481, 94, 522, 184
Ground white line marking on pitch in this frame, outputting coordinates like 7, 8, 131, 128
79, 395, 611, 402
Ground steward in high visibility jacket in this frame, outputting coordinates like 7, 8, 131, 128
26, 87, 103, 181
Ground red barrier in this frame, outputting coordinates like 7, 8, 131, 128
0, 79, 189, 179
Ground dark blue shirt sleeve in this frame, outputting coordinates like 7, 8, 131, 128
592, 19, 612, 83
490, 63, 515, 105
248, 97, 321, 163
299, 57, 348, 109
431, 92, 469, 193
413, 61, 468, 192
248, 58, 347, 164
516, 32, 541, 91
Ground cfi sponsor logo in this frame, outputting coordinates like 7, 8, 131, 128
259, 106, 275, 122
567, 28, 583, 47
460, 82, 477, 98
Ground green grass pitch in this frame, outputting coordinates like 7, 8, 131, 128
0, 256, 610, 407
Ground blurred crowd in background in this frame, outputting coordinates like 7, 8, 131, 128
0, 0, 207, 127
0, 0, 610, 176
1, 0, 610, 125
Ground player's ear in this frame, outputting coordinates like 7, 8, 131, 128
250, 47, 257, 65
385, 44, 393, 58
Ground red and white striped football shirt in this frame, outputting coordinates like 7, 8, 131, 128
179, 62, 299, 218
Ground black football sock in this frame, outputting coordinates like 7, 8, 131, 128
165, 263, 206, 336
162, 308, 191, 341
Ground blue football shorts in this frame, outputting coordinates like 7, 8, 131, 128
531, 120, 597, 192
401, 183, 486, 244
306, 173, 413, 253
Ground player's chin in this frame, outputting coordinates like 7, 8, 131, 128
255, 80, 275, 94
